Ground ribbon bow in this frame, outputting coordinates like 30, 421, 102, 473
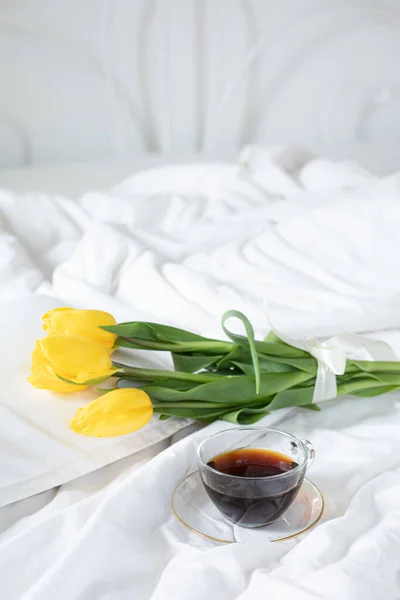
265, 309, 398, 402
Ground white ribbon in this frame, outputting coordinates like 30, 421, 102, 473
264, 305, 399, 402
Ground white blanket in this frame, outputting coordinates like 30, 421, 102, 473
2, 146, 400, 599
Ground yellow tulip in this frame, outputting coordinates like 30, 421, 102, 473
70, 388, 153, 437
28, 336, 117, 393
42, 308, 117, 349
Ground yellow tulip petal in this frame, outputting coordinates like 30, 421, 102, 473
29, 342, 88, 392
31, 342, 48, 370
28, 335, 115, 394
66, 367, 119, 385
42, 307, 72, 330
28, 372, 88, 393
38, 336, 112, 379
42, 308, 117, 349
70, 388, 153, 437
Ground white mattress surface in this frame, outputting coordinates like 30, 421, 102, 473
2, 146, 400, 599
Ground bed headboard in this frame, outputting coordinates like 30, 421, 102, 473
0, 0, 399, 167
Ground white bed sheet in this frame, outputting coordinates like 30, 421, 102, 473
2, 146, 400, 599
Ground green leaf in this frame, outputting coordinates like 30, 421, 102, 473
153, 401, 243, 409
221, 406, 271, 425
219, 315, 308, 358
103, 321, 211, 343
105, 321, 232, 354
217, 344, 317, 374
115, 336, 231, 354
264, 330, 285, 344
221, 310, 261, 395
262, 331, 319, 373
233, 361, 297, 375
117, 377, 200, 391
302, 403, 321, 411
347, 360, 400, 373
207, 367, 244, 376
254, 340, 310, 358
143, 371, 312, 404
153, 406, 227, 420
146, 379, 200, 391
257, 354, 317, 373
267, 386, 315, 411
337, 372, 383, 386
172, 353, 221, 373
214, 344, 247, 367
112, 364, 219, 383
231, 362, 258, 376
359, 372, 400, 384
337, 374, 400, 396
352, 385, 400, 397
158, 414, 171, 421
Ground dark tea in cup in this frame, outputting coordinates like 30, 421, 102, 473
197, 427, 315, 528
204, 448, 300, 526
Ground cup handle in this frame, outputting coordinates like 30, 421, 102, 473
301, 439, 315, 469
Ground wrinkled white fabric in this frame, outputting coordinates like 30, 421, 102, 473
2, 147, 400, 599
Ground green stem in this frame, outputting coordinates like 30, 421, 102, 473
347, 360, 400, 373
152, 394, 275, 410
116, 337, 233, 354
111, 363, 223, 383
337, 379, 400, 396
152, 401, 241, 409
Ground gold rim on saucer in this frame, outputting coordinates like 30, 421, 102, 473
171, 471, 324, 544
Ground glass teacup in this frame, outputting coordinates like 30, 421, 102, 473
197, 427, 315, 528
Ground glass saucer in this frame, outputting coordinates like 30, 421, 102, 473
171, 471, 324, 544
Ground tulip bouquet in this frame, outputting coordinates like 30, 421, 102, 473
28, 308, 400, 437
